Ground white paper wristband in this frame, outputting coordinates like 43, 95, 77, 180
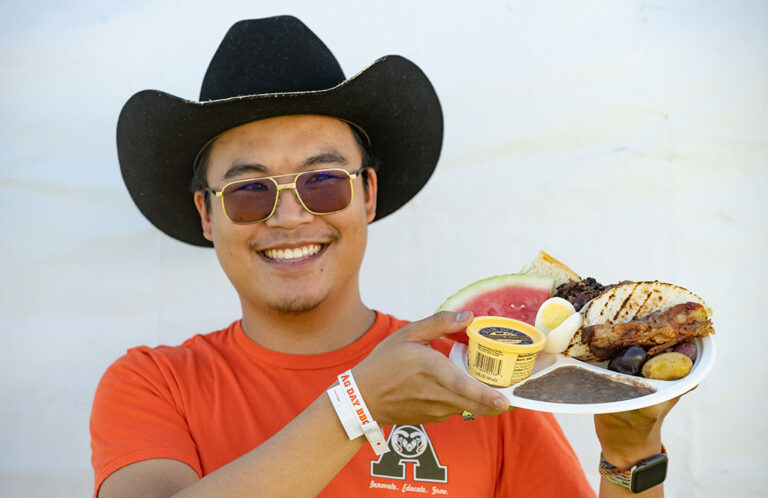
337, 370, 390, 455
362, 421, 389, 456
327, 384, 363, 440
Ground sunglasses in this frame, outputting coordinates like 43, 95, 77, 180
206, 167, 365, 224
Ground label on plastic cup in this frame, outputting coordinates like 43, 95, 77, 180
478, 326, 533, 345
466, 317, 546, 388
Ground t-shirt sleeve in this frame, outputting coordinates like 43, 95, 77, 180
90, 347, 202, 496
496, 409, 596, 497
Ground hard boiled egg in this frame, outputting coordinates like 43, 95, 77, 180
535, 297, 583, 354
535, 297, 575, 332
542, 312, 583, 353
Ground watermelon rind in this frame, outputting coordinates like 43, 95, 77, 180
437, 273, 555, 311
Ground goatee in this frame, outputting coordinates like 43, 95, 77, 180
269, 296, 325, 315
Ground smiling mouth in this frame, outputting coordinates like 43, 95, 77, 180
262, 243, 324, 262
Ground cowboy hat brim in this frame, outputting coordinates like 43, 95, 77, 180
117, 55, 443, 247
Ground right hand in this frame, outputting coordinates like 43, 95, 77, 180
352, 311, 511, 426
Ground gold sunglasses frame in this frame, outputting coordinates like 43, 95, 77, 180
207, 167, 365, 224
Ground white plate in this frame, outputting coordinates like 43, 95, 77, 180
448, 336, 716, 414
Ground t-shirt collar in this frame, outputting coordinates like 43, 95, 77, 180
233, 310, 392, 370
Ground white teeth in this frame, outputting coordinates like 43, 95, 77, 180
264, 244, 322, 261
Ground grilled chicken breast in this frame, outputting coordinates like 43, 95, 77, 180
582, 302, 714, 361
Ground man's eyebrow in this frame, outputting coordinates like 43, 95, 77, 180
222, 163, 268, 180
300, 152, 348, 169
221, 153, 348, 181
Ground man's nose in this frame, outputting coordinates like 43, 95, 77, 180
264, 185, 314, 228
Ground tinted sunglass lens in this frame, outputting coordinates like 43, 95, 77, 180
222, 179, 276, 222
297, 170, 352, 214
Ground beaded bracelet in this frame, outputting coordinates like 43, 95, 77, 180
599, 445, 667, 491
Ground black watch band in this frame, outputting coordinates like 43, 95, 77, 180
599, 445, 668, 493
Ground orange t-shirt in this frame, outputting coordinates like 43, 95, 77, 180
90, 311, 595, 497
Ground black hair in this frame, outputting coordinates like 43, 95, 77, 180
348, 123, 380, 189
190, 142, 214, 210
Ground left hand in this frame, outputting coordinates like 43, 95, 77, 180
594, 387, 694, 468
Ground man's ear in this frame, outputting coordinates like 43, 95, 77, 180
193, 191, 214, 242
363, 168, 378, 223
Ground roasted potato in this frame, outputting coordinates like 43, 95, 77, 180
642, 352, 692, 380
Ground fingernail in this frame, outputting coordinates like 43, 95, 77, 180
494, 398, 508, 410
455, 311, 470, 322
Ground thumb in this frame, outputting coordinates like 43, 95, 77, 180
401, 310, 474, 343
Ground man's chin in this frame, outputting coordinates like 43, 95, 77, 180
268, 296, 325, 315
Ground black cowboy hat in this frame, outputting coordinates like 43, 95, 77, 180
117, 15, 443, 247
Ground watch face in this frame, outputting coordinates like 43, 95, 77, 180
631, 454, 669, 493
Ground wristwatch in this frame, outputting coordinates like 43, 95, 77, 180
599, 446, 668, 493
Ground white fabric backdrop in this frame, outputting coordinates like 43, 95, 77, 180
2, 1, 766, 496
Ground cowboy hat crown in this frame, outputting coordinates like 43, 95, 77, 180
201, 17, 345, 100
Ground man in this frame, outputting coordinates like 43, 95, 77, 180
92, 16, 680, 497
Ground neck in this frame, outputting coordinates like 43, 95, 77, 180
238, 288, 376, 355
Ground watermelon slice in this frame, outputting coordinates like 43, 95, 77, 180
437, 274, 555, 344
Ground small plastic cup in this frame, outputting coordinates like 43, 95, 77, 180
466, 316, 547, 388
